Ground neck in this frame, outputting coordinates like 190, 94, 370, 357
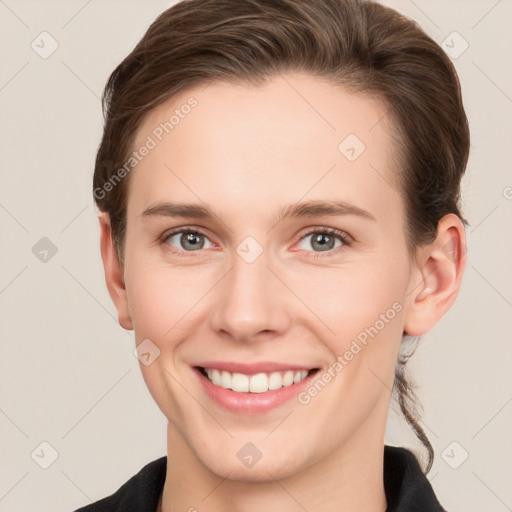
159, 417, 388, 512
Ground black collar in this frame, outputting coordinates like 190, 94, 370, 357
384, 445, 446, 511
74, 445, 446, 511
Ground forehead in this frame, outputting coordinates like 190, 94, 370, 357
128, 73, 403, 223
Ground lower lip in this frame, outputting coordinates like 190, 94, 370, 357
193, 367, 318, 414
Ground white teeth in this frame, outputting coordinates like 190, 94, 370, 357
283, 370, 294, 386
268, 372, 283, 390
221, 370, 232, 389
204, 368, 310, 393
211, 369, 221, 386
249, 373, 268, 393
231, 373, 249, 392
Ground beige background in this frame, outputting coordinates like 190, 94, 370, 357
0, 1, 511, 511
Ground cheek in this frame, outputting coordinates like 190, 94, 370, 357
125, 248, 409, 351
124, 251, 220, 346
286, 257, 409, 347
123, 257, 212, 421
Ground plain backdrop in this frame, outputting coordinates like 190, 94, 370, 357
0, 1, 511, 511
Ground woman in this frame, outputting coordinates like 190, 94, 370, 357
78, 0, 469, 510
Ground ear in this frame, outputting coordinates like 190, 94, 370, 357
404, 213, 467, 336
98, 213, 133, 330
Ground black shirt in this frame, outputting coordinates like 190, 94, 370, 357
73, 445, 447, 511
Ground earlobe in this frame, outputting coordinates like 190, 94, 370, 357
404, 213, 467, 336
98, 214, 133, 330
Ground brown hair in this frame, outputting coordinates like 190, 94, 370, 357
93, 0, 469, 473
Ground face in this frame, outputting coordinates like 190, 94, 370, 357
114, 73, 421, 480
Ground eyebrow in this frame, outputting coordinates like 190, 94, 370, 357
141, 199, 376, 223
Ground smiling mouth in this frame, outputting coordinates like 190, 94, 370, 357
197, 366, 319, 393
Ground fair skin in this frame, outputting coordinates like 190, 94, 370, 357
99, 73, 465, 512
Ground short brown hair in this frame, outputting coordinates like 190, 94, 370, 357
93, 0, 470, 472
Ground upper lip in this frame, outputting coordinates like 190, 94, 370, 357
194, 361, 318, 374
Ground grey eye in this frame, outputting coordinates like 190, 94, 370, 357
298, 232, 343, 252
166, 231, 214, 251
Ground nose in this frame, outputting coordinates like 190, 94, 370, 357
209, 251, 292, 344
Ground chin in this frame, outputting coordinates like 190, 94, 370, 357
205, 457, 305, 483
192, 438, 313, 483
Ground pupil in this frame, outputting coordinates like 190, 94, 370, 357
314, 233, 333, 251
182, 232, 203, 250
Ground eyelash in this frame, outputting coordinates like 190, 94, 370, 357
293, 227, 352, 258
158, 226, 352, 258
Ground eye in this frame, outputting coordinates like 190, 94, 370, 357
161, 228, 215, 254
159, 226, 351, 257
296, 227, 351, 257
